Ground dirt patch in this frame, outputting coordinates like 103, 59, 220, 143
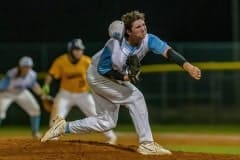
0, 139, 240, 160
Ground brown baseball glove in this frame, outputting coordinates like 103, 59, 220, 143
41, 95, 54, 113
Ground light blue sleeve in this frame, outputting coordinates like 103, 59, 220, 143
0, 77, 10, 91
148, 34, 169, 55
0, 68, 13, 90
97, 39, 124, 75
97, 46, 113, 75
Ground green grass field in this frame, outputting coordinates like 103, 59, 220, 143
168, 145, 240, 155
0, 124, 240, 155
117, 124, 240, 155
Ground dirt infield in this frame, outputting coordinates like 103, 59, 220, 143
1, 135, 240, 160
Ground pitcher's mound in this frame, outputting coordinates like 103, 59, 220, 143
0, 139, 240, 160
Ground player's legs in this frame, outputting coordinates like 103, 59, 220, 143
41, 66, 171, 155
91, 92, 117, 144
15, 90, 41, 138
73, 91, 117, 144
87, 65, 153, 143
93, 83, 153, 143
0, 93, 14, 125
127, 94, 153, 142
50, 90, 73, 127
73, 92, 96, 116
42, 65, 152, 143
69, 91, 119, 134
41, 96, 120, 142
40, 92, 118, 142
120, 82, 153, 143
86, 66, 171, 154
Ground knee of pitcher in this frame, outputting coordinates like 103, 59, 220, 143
101, 120, 116, 131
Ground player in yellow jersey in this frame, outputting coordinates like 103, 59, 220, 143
42, 39, 117, 144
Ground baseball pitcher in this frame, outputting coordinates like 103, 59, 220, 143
41, 11, 201, 155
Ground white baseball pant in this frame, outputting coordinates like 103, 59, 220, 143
0, 89, 40, 119
68, 65, 153, 143
50, 89, 116, 140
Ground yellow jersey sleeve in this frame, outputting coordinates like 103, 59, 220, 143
84, 55, 92, 68
48, 56, 63, 79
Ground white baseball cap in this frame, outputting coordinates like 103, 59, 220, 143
19, 56, 33, 67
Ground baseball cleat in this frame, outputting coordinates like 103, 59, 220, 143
49, 137, 60, 141
106, 135, 117, 145
32, 132, 42, 140
41, 116, 66, 142
137, 142, 172, 155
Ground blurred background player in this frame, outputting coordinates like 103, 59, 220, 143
41, 10, 201, 154
0, 56, 45, 139
42, 38, 117, 144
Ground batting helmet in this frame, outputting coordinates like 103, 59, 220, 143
67, 39, 85, 53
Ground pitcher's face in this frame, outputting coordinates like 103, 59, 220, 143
127, 19, 147, 41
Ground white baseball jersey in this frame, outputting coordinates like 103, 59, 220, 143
5, 67, 37, 93
92, 33, 170, 75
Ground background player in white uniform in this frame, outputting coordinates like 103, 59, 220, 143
42, 39, 117, 144
0, 56, 45, 139
41, 11, 201, 155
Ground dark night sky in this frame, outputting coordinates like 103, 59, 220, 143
0, 0, 232, 42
